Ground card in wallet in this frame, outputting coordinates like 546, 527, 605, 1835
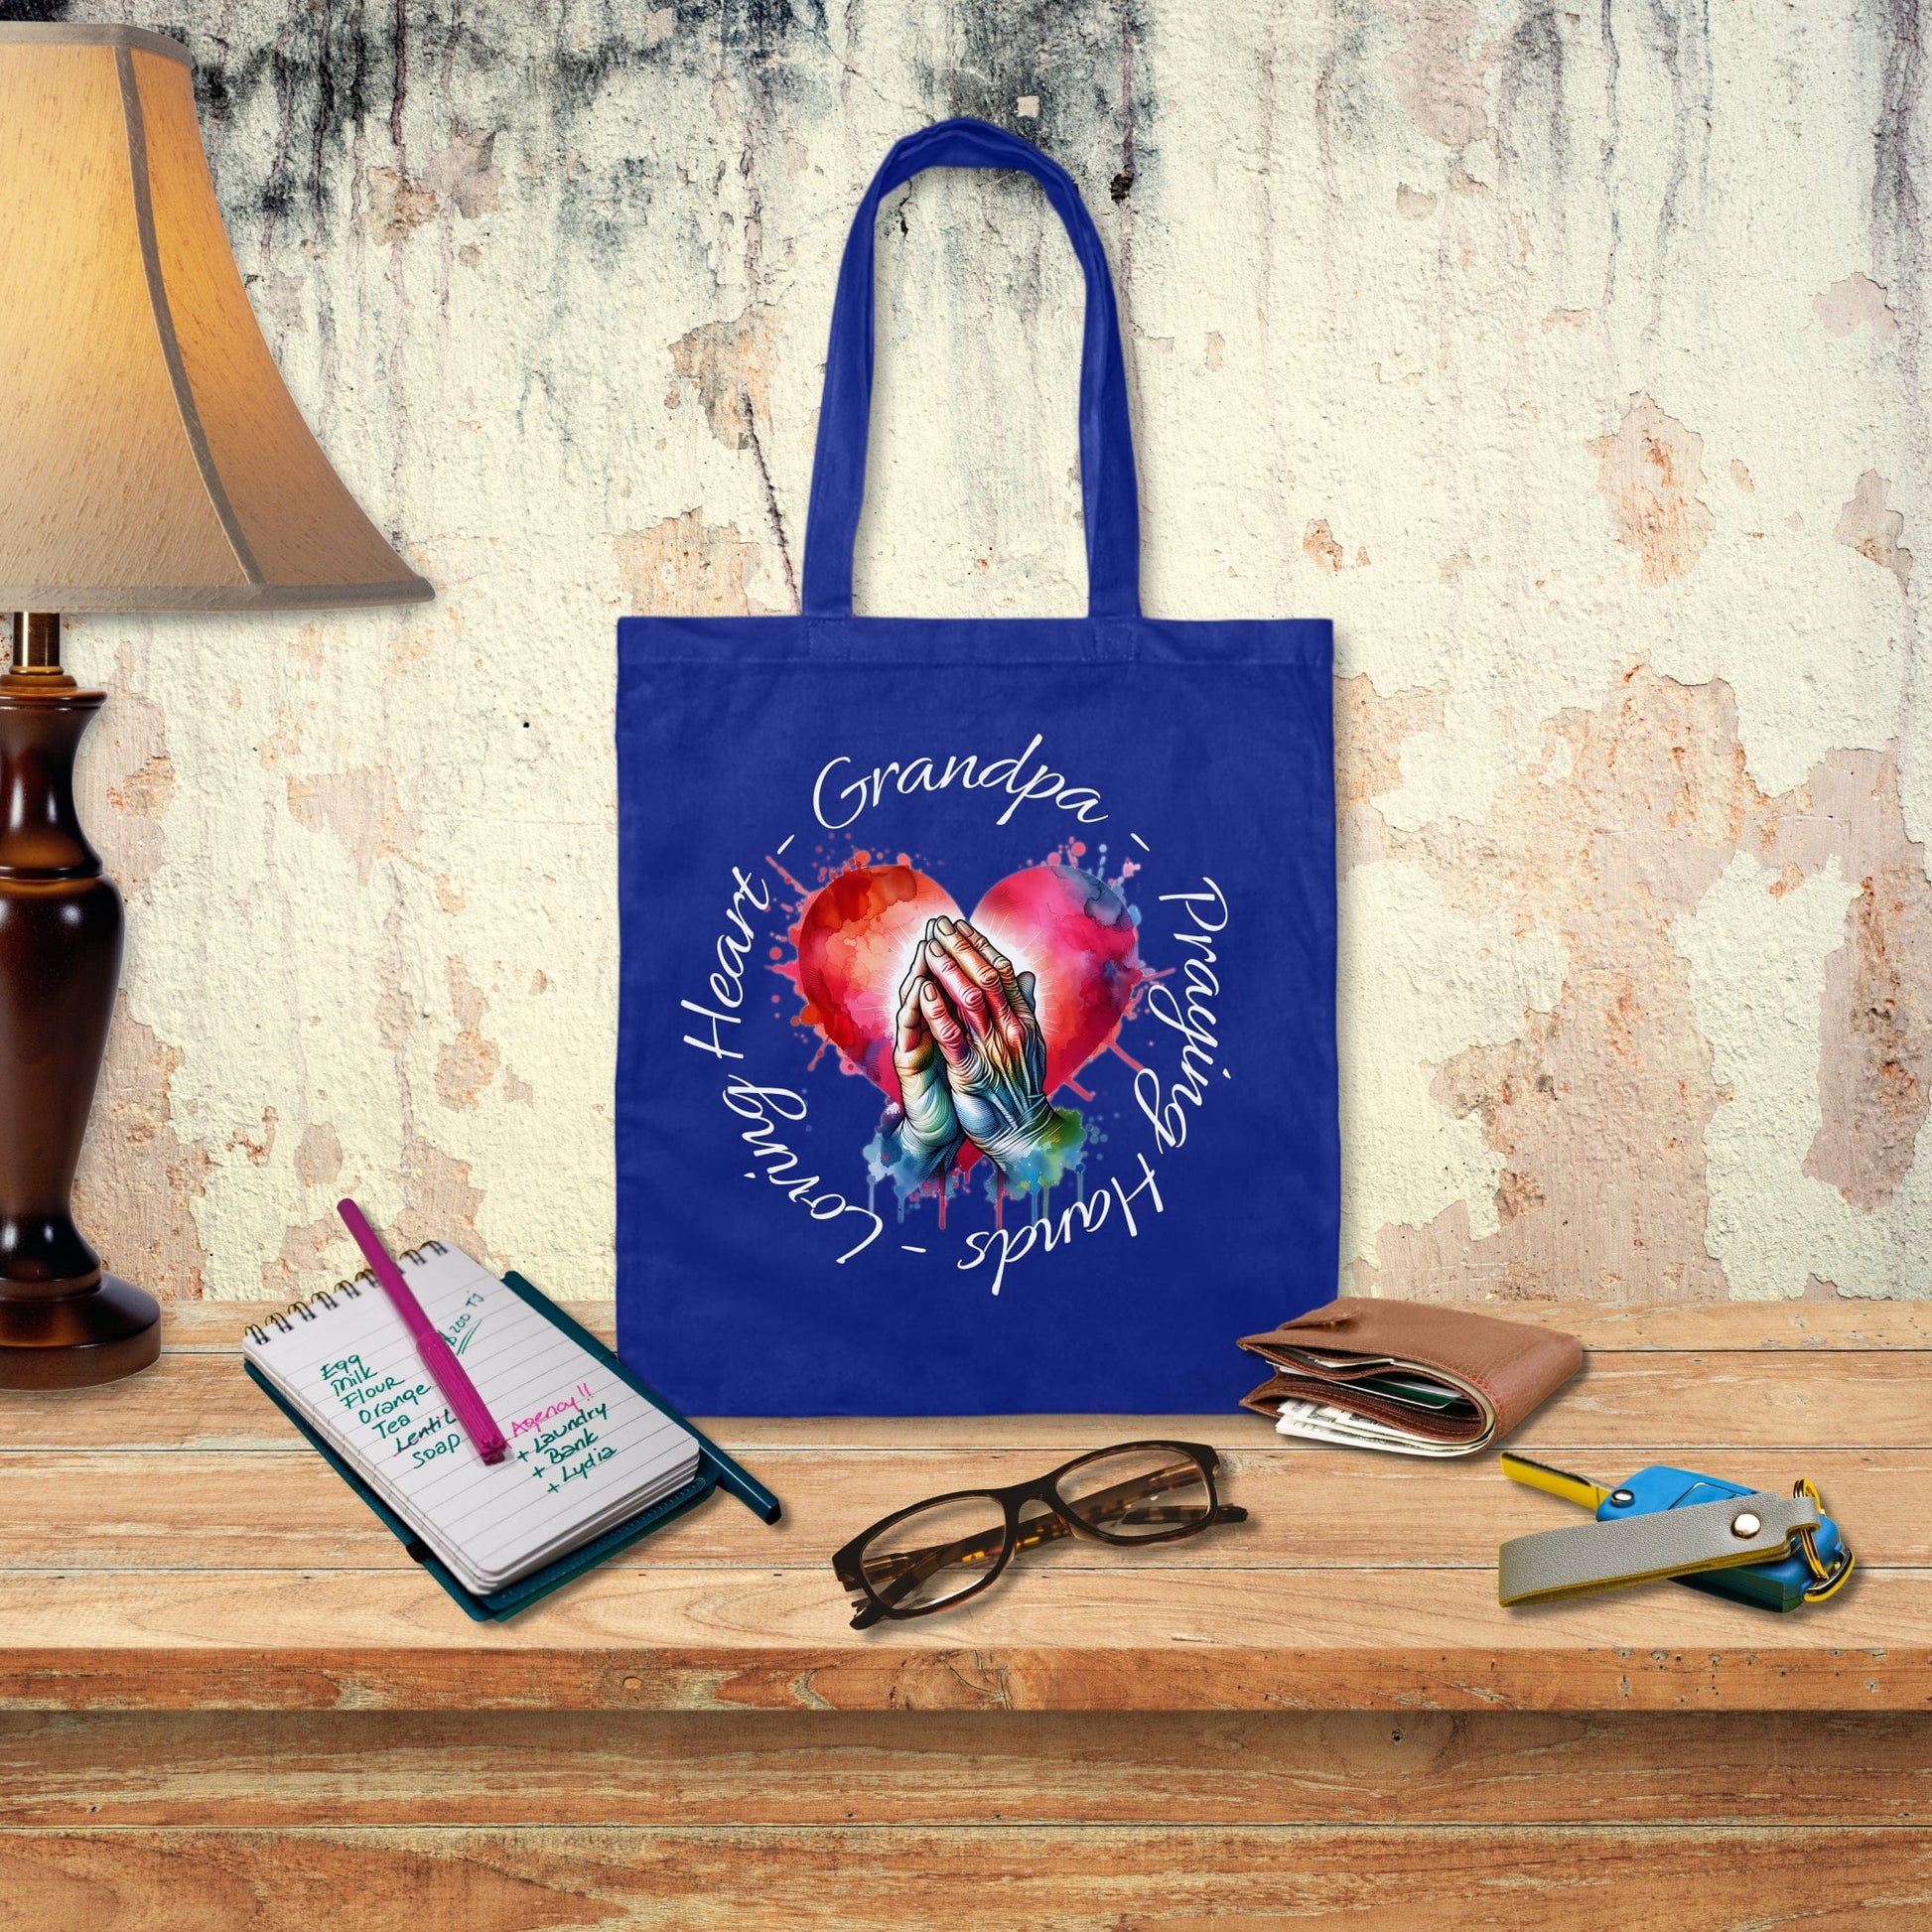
1238, 1299, 1583, 1455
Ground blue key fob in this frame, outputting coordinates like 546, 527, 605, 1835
1597, 1466, 1845, 1612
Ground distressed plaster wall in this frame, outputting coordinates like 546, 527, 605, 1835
40, 0, 1932, 1305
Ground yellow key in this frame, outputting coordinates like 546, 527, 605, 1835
1499, 1451, 1611, 1512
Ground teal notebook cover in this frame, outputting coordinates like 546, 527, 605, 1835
244, 1269, 779, 1622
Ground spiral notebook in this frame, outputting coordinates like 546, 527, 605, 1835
243, 1242, 710, 1601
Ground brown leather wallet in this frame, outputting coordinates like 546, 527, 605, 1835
1238, 1300, 1584, 1454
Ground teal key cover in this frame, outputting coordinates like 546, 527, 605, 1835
1596, 1465, 1843, 1613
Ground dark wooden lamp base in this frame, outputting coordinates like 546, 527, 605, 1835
0, 1278, 161, 1388
0, 615, 161, 1391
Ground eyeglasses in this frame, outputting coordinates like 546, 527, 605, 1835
832, 1441, 1247, 1629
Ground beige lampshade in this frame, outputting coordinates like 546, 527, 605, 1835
0, 25, 430, 611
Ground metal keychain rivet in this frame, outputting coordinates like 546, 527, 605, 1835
1731, 1510, 1761, 1539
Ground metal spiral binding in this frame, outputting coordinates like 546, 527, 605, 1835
244, 1270, 376, 1346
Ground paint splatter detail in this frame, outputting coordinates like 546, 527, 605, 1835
773, 850, 1150, 1209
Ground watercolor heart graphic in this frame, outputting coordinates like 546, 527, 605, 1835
793, 863, 1147, 1106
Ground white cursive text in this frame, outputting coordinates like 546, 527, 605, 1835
812, 734, 1106, 832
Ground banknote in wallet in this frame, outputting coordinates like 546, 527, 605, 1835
1238, 1300, 1584, 1456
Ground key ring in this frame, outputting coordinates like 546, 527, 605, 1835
1792, 1477, 1857, 1601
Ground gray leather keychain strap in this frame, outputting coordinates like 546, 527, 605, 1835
1499, 1491, 1819, 1606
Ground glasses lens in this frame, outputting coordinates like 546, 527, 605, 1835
858, 1495, 1010, 1615
1055, 1446, 1213, 1541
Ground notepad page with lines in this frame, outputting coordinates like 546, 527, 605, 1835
243, 1244, 698, 1593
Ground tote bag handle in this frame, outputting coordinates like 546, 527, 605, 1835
799, 117, 1142, 621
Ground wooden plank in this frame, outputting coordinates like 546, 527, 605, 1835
4, 1709, 1931, 1828
1454, 1301, 1932, 1350
3, 1299, 1916, 1729
0, 1567, 1923, 1713
7, 1350, 1931, 1452
3, 1824, 1931, 1930
0, 1446, 1907, 1572
148, 1298, 1932, 1351
723, 1348, 1932, 1449
0, 1356, 304, 1450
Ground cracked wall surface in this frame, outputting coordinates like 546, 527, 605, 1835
49, 0, 1932, 1306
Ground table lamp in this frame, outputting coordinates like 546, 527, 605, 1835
0, 25, 431, 1387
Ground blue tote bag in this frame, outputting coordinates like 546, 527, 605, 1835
617, 119, 1335, 1415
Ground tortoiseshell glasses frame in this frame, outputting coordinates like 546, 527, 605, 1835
832, 1440, 1247, 1629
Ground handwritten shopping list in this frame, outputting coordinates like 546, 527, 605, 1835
246, 1247, 696, 1591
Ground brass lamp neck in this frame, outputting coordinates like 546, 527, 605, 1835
11, 612, 60, 670
7, 614, 75, 692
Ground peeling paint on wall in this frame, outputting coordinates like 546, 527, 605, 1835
1836, 471, 1914, 594
668, 304, 784, 453
616, 510, 764, 616
75, 644, 174, 901
286, 768, 420, 885
1351, 669, 1742, 1302
70, 998, 211, 1299
435, 958, 501, 1112
55, 1, 1931, 1308
1587, 394, 1714, 589
1798, 755, 1932, 1212
1815, 272, 1900, 343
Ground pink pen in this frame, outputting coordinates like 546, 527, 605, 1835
337, 1198, 508, 1465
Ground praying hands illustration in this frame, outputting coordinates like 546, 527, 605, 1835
876, 914, 1086, 1195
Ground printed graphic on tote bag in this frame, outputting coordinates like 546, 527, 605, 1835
679, 732, 1225, 1297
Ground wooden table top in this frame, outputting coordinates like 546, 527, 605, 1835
2, 1300, 1926, 1715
